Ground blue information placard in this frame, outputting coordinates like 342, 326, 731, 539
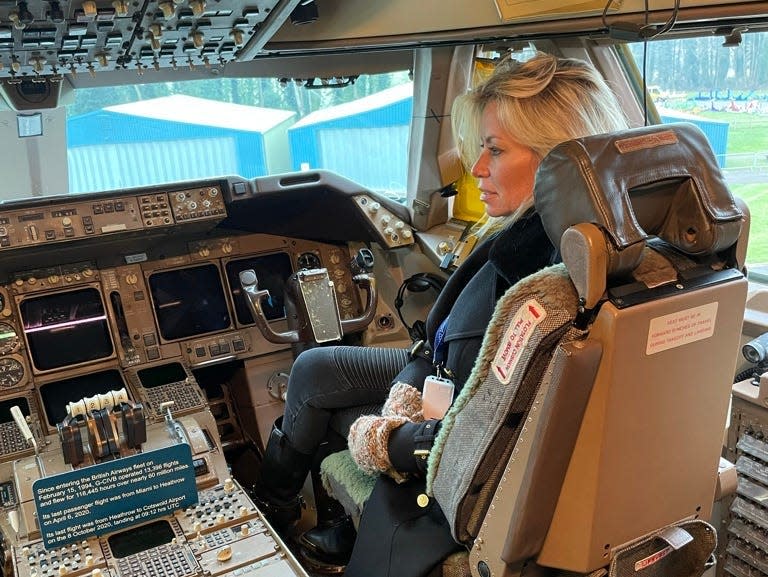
33, 443, 199, 549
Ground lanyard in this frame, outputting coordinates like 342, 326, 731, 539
433, 316, 449, 368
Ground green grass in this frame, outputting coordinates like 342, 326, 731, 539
678, 110, 768, 265
730, 183, 768, 265
696, 111, 768, 154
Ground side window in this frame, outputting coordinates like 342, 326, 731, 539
627, 34, 768, 277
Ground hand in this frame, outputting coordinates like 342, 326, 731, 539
381, 381, 424, 422
347, 414, 408, 477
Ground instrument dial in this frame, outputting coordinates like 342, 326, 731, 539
297, 252, 321, 270
0, 358, 24, 389
0, 322, 19, 355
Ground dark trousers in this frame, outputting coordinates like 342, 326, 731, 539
280, 346, 410, 454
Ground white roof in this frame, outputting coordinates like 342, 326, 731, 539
291, 82, 413, 128
106, 94, 295, 132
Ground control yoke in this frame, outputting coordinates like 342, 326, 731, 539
239, 254, 377, 346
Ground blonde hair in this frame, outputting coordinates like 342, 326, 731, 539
453, 52, 628, 237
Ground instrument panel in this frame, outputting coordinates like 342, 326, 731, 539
0, 228, 362, 429
0, 172, 406, 577
0, 175, 380, 405
0, 183, 226, 252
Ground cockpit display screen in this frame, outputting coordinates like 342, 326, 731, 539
108, 519, 175, 558
137, 362, 187, 389
149, 263, 231, 341
19, 287, 114, 372
0, 396, 30, 424
225, 252, 293, 325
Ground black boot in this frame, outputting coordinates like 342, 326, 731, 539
250, 418, 313, 533
298, 469, 357, 568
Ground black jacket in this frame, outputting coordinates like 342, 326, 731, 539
389, 211, 559, 469
390, 211, 558, 395
345, 211, 558, 577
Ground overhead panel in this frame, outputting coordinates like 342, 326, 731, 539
0, 0, 298, 81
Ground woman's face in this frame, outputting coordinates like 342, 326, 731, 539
471, 101, 539, 218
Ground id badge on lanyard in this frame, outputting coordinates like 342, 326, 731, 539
423, 316, 455, 419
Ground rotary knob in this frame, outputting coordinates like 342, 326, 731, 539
125, 273, 138, 285
216, 545, 233, 563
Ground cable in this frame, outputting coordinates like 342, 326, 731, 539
734, 363, 767, 384
603, 0, 680, 41
603, 0, 680, 125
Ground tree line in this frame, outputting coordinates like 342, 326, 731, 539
628, 31, 768, 94
67, 69, 411, 118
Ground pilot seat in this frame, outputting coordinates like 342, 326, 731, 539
321, 122, 750, 577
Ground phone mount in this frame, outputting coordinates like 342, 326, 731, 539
239, 264, 377, 346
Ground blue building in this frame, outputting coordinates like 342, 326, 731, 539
288, 83, 413, 197
659, 108, 729, 167
67, 95, 295, 193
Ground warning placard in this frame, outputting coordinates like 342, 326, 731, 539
492, 299, 547, 384
33, 443, 198, 549
646, 302, 718, 355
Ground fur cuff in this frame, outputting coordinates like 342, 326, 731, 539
348, 414, 408, 478
382, 381, 424, 422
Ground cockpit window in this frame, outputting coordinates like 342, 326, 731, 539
627, 32, 768, 276
65, 72, 412, 203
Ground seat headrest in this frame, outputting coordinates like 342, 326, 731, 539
534, 123, 743, 276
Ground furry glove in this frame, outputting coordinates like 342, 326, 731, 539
348, 382, 425, 479
381, 381, 424, 421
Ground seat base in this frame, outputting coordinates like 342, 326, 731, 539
319, 450, 377, 525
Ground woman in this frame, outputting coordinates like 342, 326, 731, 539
252, 52, 628, 572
